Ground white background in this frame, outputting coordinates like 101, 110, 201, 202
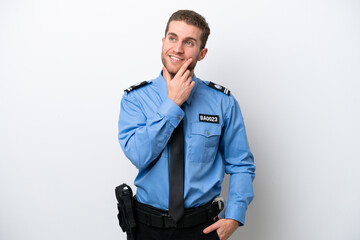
1, 0, 359, 239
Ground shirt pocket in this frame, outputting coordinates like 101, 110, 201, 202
189, 122, 221, 162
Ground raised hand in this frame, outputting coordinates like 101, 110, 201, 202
163, 58, 195, 107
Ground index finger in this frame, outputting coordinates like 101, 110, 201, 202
203, 221, 219, 234
175, 58, 193, 77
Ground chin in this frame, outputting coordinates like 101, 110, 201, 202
168, 67, 181, 75
163, 63, 180, 75
162, 57, 188, 75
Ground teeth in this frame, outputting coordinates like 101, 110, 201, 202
170, 56, 181, 61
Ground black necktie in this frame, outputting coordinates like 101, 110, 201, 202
169, 120, 185, 222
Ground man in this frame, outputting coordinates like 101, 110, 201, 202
118, 10, 255, 240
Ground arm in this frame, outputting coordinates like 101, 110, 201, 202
204, 96, 255, 239
118, 92, 183, 169
118, 59, 195, 169
222, 96, 255, 225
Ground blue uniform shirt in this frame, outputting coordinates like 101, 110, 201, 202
118, 72, 255, 225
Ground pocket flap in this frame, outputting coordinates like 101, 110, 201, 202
191, 122, 221, 137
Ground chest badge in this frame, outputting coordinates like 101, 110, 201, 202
199, 114, 219, 123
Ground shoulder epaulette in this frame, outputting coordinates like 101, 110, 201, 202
208, 81, 231, 95
124, 81, 149, 93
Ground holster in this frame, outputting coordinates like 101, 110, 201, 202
115, 183, 136, 240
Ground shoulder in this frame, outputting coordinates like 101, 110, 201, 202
207, 81, 231, 96
197, 79, 237, 111
124, 81, 151, 93
197, 79, 231, 96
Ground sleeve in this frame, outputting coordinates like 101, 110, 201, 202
220, 96, 255, 226
118, 92, 184, 169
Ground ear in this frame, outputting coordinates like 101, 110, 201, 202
162, 37, 165, 44
197, 48, 208, 61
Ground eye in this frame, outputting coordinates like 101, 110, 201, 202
169, 36, 176, 41
186, 41, 194, 46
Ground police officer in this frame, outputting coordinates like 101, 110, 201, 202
118, 10, 255, 240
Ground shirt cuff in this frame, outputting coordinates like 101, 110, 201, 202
157, 97, 184, 128
225, 203, 247, 226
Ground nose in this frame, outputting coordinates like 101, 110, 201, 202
174, 41, 184, 53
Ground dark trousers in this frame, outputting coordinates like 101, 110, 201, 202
135, 220, 220, 240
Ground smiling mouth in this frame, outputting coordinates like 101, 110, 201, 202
169, 55, 184, 63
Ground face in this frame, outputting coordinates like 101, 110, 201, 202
161, 21, 208, 76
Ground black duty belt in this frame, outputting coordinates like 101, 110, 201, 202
134, 198, 223, 229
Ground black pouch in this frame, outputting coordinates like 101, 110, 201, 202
115, 183, 136, 240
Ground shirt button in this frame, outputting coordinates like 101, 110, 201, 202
206, 131, 210, 136
177, 116, 181, 120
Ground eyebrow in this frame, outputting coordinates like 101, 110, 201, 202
167, 32, 197, 42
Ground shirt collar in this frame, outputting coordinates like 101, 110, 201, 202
156, 71, 198, 105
